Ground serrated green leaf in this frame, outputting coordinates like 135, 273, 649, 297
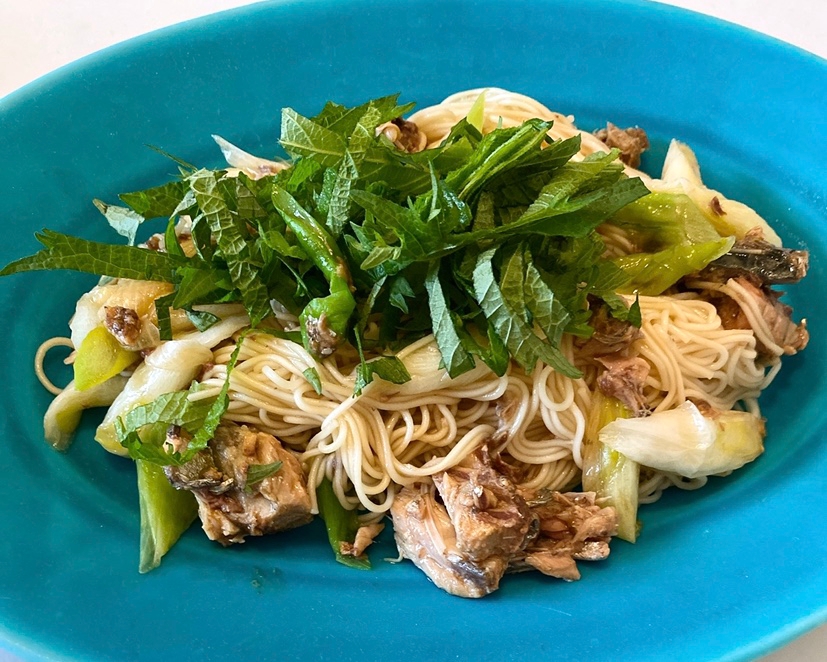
353, 356, 411, 396
324, 104, 383, 237
315, 94, 414, 135
498, 244, 529, 324
445, 119, 553, 201
185, 309, 220, 332
188, 169, 270, 324
155, 292, 176, 341
0, 229, 186, 281
121, 389, 214, 436
603, 291, 642, 326
325, 150, 359, 237
425, 261, 476, 378
388, 275, 414, 313
164, 218, 185, 258
120, 181, 187, 219
173, 266, 231, 309
454, 314, 509, 377
473, 248, 580, 378
120, 335, 247, 466
524, 259, 571, 347
280, 109, 347, 167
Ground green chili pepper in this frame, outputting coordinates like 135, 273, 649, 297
272, 186, 356, 356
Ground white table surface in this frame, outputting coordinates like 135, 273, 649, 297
0, 1, 824, 660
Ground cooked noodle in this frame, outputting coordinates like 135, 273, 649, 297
633, 293, 779, 413
34, 336, 74, 395
190, 287, 778, 515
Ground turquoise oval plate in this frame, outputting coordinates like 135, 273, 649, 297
1, 1, 825, 660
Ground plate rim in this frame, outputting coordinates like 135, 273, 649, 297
1, 1, 826, 661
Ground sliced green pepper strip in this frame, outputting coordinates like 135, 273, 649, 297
272, 186, 356, 356
316, 478, 371, 570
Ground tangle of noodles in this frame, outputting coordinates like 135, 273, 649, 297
633, 293, 780, 414
189, 287, 780, 515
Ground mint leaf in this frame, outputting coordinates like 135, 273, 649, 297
315, 93, 414, 134
524, 259, 570, 347
325, 150, 359, 237
445, 119, 553, 201
117, 385, 217, 465
455, 315, 509, 376
164, 218, 185, 258
120, 335, 247, 466
604, 291, 642, 326
188, 170, 270, 324
185, 333, 247, 454
388, 275, 414, 313
185, 309, 220, 332
280, 108, 346, 167
324, 104, 383, 237
173, 266, 232, 309
121, 389, 214, 435
154, 292, 176, 341
498, 244, 530, 324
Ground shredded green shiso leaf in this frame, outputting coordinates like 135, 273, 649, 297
0, 93, 652, 387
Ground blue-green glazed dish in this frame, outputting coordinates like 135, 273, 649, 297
0, 1, 825, 660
